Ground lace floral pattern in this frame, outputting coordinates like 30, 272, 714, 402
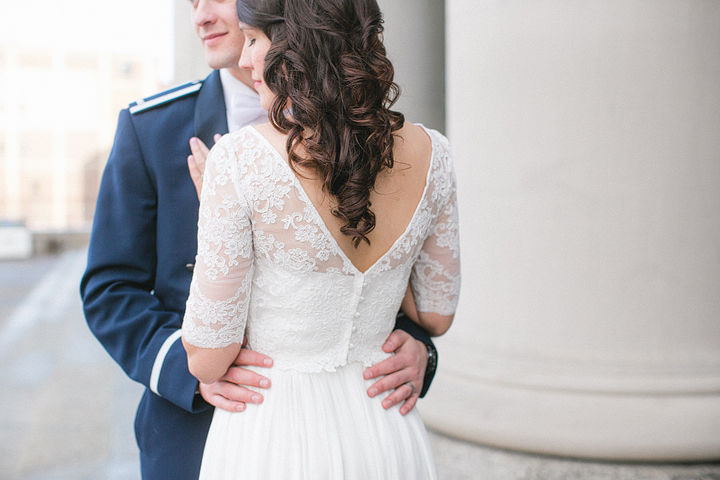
183, 126, 460, 371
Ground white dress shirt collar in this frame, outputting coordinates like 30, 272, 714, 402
219, 69, 268, 133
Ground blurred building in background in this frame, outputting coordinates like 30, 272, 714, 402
0, 45, 157, 232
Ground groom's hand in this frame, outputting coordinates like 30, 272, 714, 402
199, 345, 273, 413
363, 330, 427, 416
187, 134, 222, 199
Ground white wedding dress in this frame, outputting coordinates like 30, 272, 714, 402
182, 125, 460, 479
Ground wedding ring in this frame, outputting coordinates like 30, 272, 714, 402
405, 382, 416, 396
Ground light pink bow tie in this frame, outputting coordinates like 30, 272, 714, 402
230, 92, 268, 132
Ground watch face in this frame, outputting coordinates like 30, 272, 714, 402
426, 345, 437, 370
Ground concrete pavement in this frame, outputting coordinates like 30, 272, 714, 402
0, 249, 718, 479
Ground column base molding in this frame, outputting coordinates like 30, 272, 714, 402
421, 370, 720, 461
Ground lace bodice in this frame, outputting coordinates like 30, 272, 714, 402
182, 125, 460, 372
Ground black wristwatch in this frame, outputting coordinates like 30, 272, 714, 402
419, 341, 437, 398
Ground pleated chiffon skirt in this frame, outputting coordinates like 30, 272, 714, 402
199, 361, 438, 479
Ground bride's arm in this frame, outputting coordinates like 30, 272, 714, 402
407, 141, 461, 338
400, 284, 454, 337
184, 340, 244, 385
182, 134, 255, 385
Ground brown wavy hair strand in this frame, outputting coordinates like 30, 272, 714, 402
237, 0, 405, 247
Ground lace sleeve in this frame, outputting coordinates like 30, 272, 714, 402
410, 143, 461, 316
182, 134, 254, 349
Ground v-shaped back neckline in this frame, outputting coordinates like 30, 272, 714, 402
248, 125, 436, 276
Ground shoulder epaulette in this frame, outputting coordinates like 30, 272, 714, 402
129, 80, 204, 115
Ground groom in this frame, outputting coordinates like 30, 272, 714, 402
80, 0, 438, 479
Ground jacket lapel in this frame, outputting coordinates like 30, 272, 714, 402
194, 70, 228, 148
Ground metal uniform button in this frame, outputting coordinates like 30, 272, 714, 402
185, 263, 195, 272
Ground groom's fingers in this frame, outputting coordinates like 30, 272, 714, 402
363, 351, 404, 380
189, 137, 210, 169
188, 137, 211, 199
363, 330, 414, 380
223, 365, 271, 390
200, 367, 271, 413
363, 331, 423, 392
382, 383, 420, 415
199, 347, 273, 414
367, 371, 415, 410
187, 155, 203, 199
398, 389, 419, 416
233, 348, 273, 368
198, 381, 253, 412
365, 365, 413, 398
204, 392, 248, 413
363, 352, 416, 410
218, 383, 264, 405
363, 330, 426, 414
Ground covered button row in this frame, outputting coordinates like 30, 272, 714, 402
349, 279, 369, 349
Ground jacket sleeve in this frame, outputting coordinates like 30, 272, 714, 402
393, 312, 438, 398
80, 109, 207, 413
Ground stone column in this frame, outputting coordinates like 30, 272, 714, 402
421, 0, 720, 461
374, 0, 446, 132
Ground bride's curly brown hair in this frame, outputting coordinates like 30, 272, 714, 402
237, 0, 405, 247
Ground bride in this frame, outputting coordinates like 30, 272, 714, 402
182, 0, 460, 477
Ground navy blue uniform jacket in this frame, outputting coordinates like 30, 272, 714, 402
81, 70, 436, 480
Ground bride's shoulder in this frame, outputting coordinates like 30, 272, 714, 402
238, 123, 289, 160
205, 128, 267, 177
397, 122, 451, 153
394, 121, 451, 173
223, 124, 267, 145
216, 125, 279, 158
398, 123, 455, 191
